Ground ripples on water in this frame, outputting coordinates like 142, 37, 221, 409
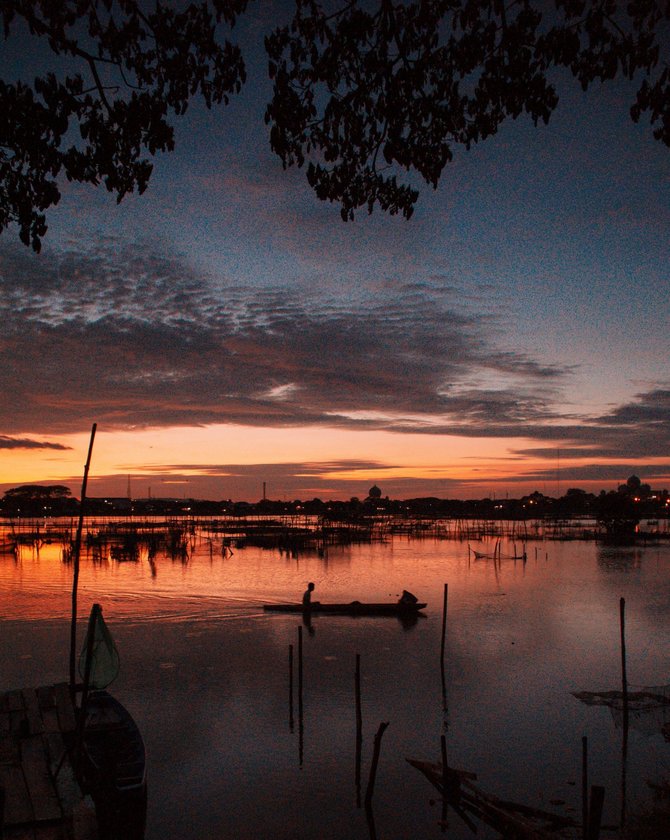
1, 522, 670, 839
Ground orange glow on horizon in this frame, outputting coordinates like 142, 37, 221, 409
0, 423, 663, 500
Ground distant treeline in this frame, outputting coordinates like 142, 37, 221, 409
1, 477, 668, 524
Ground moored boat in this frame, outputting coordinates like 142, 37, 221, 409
81, 689, 147, 838
82, 689, 146, 793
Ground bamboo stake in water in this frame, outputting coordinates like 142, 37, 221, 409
365, 721, 389, 809
298, 625, 304, 765
355, 653, 362, 807
73, 603, 101, 768
440, 583, 449, 718
620, 598, 629, 831
289, 643, 294, 732
588, 785, 605, 840
298, 625, 303, 705
69, 422, 97, 694
441, 733, 449, 830
620, 597, 629, 735
440, 584, 448, 667
582, 736, 588, 840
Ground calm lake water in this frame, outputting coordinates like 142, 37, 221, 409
1, 522, 669, 839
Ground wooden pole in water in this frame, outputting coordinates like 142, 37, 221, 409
620, 600, 629, 832
355, 654, 362, 733
440, 583, 448, 670
365, 721, 389, 809
440, 733, 449, 830
289, 643, 294, 732
73, 603, 100, 768
298, 625, 304, 765
298, 625, 303, 702
588, 785, 605, 840
355, 653, 362, 807
619, 597, 629, 735
582, 736, 588, 840
440, 583, 448, 716
69, 423, 97, 695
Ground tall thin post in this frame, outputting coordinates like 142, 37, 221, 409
619, 597, 629, 735
355, 653, 362, 807
69, 423, 97, 694
588, 785, 605, 840
441, 734, 449, 830
620, 597, 629, 829
73, 603, 101, 768
289, 643, 294, 732
365, 722, 389, 809
440, 583, 448, 718
440, 583, 448, 667
298, 625, 303, 707
298, 625, 304, 765
355, 654, 362, 735
582, 736, 588, 840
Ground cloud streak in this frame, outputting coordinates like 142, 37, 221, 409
2, 239, 668, 470
0, 435, 70, 451
0, 240, 564, 429
511, 389, 670, 459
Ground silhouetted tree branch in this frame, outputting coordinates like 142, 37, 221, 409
265, 0, 669, 221
2, 1, 669, 250
1, 0, 248, 251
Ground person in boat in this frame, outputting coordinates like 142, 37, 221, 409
302, 581, 315, 608
399, 589, 419, 605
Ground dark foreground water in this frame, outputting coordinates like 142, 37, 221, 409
1, 528, 669, 839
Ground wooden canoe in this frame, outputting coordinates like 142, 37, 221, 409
81, 690, 147, 839
263, 601, 427, 616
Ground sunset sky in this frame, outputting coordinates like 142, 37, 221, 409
2, 4, 669, 502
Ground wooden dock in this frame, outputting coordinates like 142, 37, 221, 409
0, 683, 98, 839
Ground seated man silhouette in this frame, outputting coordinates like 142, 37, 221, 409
302, 581, 315, 607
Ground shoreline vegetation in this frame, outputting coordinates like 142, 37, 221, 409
1, 509, 668, 562
1, 475, 668, 549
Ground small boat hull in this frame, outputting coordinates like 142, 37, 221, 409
82, 690, 147, 839
263, 601, 427, 616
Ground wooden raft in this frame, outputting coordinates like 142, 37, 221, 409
0, 683, 97, 839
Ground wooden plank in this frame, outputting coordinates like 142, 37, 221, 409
52, 685, 76, 734
6, 691, 25, 712
10, 709, 28, 735
34, 825, 66, 840
20, 736, 62, 822
0, 731, 21, 764
43, 733, 67, 777
40, 707, 60, 734
36, 687, 56, 712
2, 826, 38, 840
0, 707, 11, 733
0, 763, 34, 824
49, 753, 83, 822
22, 690, 44, 736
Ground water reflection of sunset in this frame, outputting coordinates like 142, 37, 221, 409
2, 520, 670, 840
3, 523, 670, 670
